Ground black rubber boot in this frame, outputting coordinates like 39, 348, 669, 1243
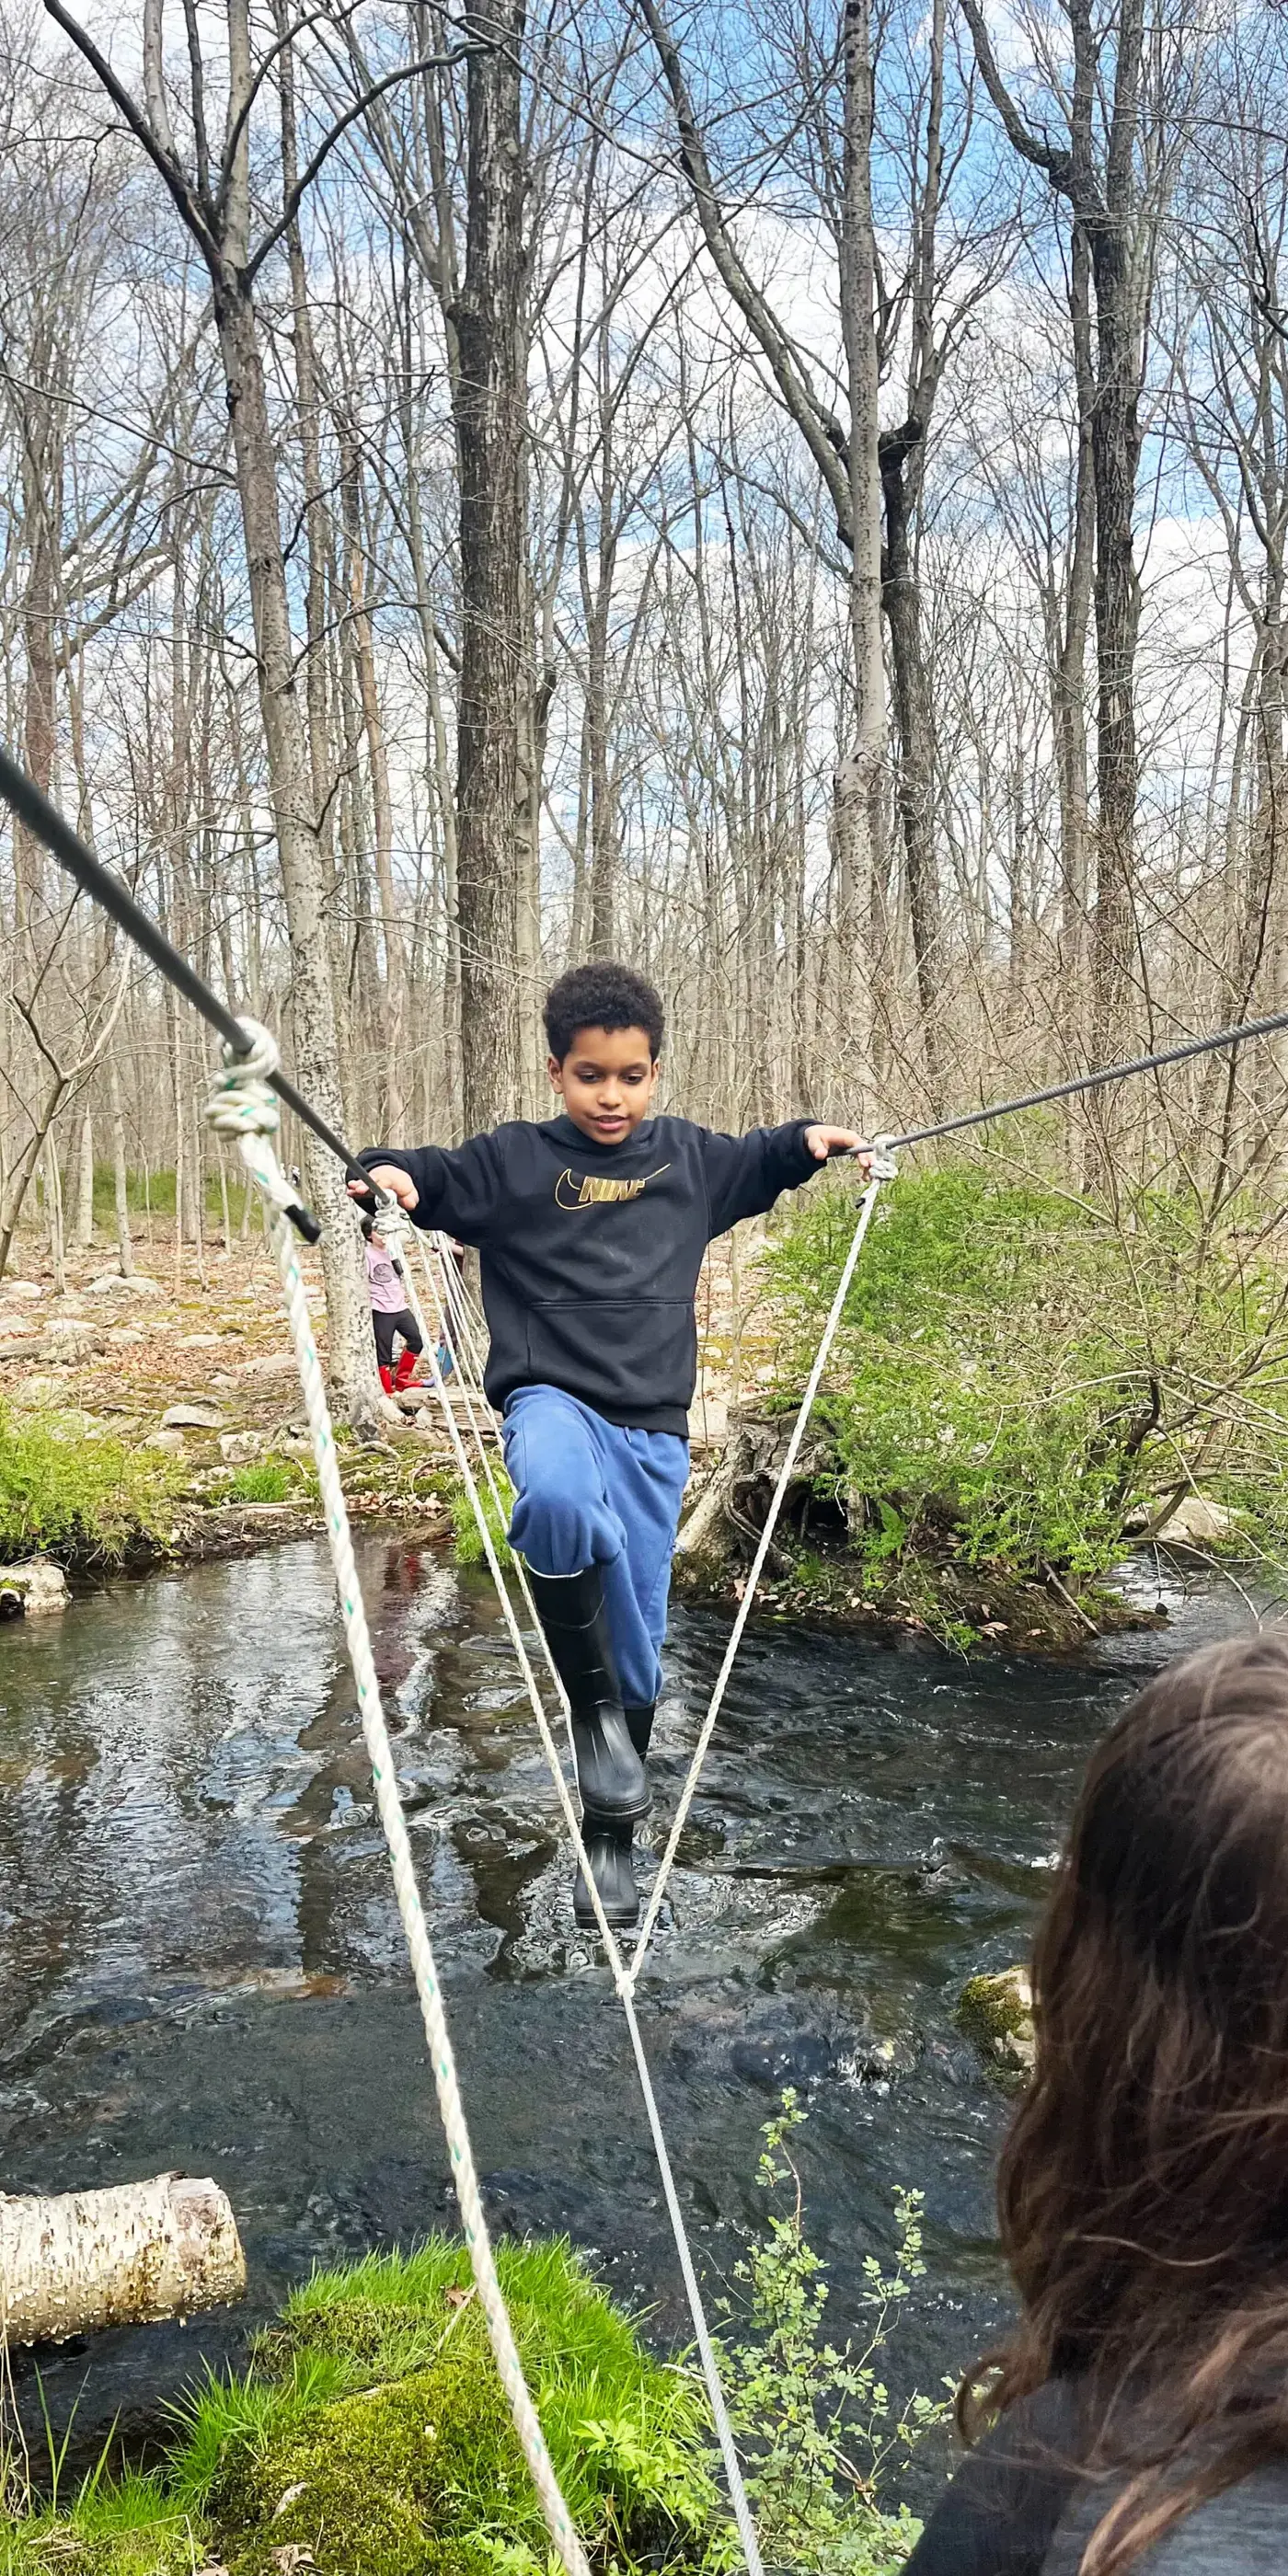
526, 1567, 648, 1823
573, 1704, 656, 1930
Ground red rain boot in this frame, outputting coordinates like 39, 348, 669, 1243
378, 1363, 395, 1395
393, 1347, 420, 1392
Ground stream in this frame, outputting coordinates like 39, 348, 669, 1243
0, 1534, 1255, 2482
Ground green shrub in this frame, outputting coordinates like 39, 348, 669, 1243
712, 2093, 941, 2572
765, 1166, 1288, 1593
0, 1399, 180, 1563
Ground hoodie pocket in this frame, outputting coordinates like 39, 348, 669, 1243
523, 1299, 696, 1409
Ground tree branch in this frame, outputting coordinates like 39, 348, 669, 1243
245, 43, 477, 282
632, 0, 855, 542
957, 0, 1075, 194
41, 0, 222, 270
217, 0, 369, 219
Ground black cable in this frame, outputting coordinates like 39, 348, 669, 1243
880, 1006, 1288, 1154
0, 746, 377, 1236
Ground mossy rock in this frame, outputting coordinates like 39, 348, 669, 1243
220, 2341, 513, 2574
3, 2242, 716, 2576
956, 1966, 1035, 2087
201, 2240, 715, 2573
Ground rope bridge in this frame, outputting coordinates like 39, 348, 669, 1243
6, 737, 1288, 2574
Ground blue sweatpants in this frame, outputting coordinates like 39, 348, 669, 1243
501, 1385, 690, 1706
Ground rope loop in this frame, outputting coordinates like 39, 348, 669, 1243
206, 1016, 282, 1142
373, 1200, 409, 1260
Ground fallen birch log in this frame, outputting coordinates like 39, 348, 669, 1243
0, 2174, 247, 2345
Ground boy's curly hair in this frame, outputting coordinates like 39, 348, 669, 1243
543, 961, 664, 1063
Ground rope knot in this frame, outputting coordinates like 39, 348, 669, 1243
206, 1017, 282, 1142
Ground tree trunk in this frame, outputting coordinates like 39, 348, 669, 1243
0, 2174, 246, 2346
213, 279, 379, 1430
73, 1104, 95, 1247
109, 1053, 135, 1278
340, 431, 408, 1134
1088, 207, 1144, 1057
1055, 221, 1095, 1025
834, 0, 887, 1123
449, 0, 528, 1135
880, 427, 943, 1108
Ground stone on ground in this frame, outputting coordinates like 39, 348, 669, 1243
957, 1965, 1035, 2080
0, 1558, 71, 1618
219, 1431, 265, 1463
87, 1271, 164, 1299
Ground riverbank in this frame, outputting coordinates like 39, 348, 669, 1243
684, 1165, 1288, 1649
0, 2237, 722, 2576
672, 1501, 1160, 1653
0, 2152, 929, 2576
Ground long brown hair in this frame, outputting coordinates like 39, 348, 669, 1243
967, 1630, 1288, 2572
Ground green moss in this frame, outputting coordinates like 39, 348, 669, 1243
957, 1968, 1035, 2087
0, 1399, 182, 1563
219, 2350, 515, 2573
165, 2239, 713, 2574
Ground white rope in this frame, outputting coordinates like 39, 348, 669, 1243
207, 1024, 591, 2576
627, 1168, 891, 1975
371, 1202, 766, 2576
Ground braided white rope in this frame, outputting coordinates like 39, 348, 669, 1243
373, 1204, 766, 2575
627, 1171, 890, 1976
207, 1028, 591, 2576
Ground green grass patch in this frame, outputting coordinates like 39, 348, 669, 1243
0, 1399, 181, 1564
449, 1468, 514, 1570
219, 1458, 299, 1504
765, 1164, 1288, 1608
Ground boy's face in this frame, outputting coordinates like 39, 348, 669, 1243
548, 1023, 660, 1144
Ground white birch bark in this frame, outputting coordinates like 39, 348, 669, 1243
0, 2174, 246, 2345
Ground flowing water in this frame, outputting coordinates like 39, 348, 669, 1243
0, 1535, 1255, 2476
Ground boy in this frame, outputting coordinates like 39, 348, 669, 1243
357, 961, 868, 1930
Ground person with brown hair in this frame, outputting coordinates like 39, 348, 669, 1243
906, 1629, 1288, 2573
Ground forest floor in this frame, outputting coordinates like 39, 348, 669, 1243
0, 1227, 454, 1568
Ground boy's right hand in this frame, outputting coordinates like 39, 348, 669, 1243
350, 1165, 420, 1213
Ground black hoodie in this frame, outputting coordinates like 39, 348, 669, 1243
359, 1112, 819, 1434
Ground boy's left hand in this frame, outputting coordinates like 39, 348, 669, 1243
804, 1125, 874, 1174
